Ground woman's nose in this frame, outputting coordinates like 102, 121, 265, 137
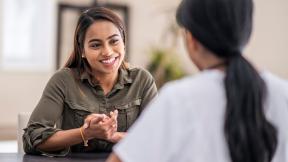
101, 45, 113, 57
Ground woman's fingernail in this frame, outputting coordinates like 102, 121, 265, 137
83, 123, 88, 129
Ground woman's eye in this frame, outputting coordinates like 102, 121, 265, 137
90, 43, 101, 48
110, 39, 119, 45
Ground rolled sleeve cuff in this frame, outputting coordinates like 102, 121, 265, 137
23, 122, 70, 157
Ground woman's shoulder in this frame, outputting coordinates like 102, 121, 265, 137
126, 65, 154, 80
262, 72, 288, 96
52, 67, 73, 76
165, 70, 224, 92
49, 67, 75, 82
151, 70, 225, 119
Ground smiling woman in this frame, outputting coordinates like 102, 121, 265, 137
22, 7, 157, 156
82, 20, 125, 93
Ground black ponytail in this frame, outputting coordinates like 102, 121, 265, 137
225, 55, 277, 162
176, 0, 278, 162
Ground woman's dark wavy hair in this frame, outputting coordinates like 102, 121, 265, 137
176, 0, 277, 162
64, 7, 128, 74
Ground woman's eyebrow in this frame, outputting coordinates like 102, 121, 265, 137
88, 38, 101, 43
88, 34, 120, 43
107, 34, 120, 39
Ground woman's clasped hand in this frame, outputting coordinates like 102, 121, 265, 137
82, 110, 119, 143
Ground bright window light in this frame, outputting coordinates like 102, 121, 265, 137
1, 0, 56, 71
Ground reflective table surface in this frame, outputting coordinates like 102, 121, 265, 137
0, 153, 109, 162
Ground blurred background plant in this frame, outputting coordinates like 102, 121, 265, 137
147, 47, 186, 88
146, 8, 187, 89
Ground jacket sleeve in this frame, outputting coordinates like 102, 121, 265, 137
140, 69, 158, 112
22, 69, 70, 156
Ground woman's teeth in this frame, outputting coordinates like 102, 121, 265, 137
101, 57, 116, 64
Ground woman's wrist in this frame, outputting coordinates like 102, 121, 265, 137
79, 127, 89, 147
82, 127, 94, 140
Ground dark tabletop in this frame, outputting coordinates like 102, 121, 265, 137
0, 153, 109, 162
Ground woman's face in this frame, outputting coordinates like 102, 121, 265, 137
83, 20, 125, 76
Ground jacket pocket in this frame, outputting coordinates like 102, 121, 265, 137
64, 101, 92, 128
114, 99, 141, 131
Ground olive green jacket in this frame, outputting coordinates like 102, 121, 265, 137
23, 67, 157, 156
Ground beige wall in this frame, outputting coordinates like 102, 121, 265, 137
0, 0, 55, 139
0, 72, 51, 139
246, 0, 288, 78
0, 0, 287, 139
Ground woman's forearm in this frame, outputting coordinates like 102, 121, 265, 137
36, 128, 83, 152
36, 129, 126, 152
36, 113, 124, 152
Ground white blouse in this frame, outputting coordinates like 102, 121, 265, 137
114, 70, 288, 162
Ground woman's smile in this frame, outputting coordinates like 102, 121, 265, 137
99, 56, 119, 68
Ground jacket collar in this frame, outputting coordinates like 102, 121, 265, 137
80, 67, 133, 89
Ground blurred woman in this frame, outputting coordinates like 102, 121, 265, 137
107, 0, 288, 161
